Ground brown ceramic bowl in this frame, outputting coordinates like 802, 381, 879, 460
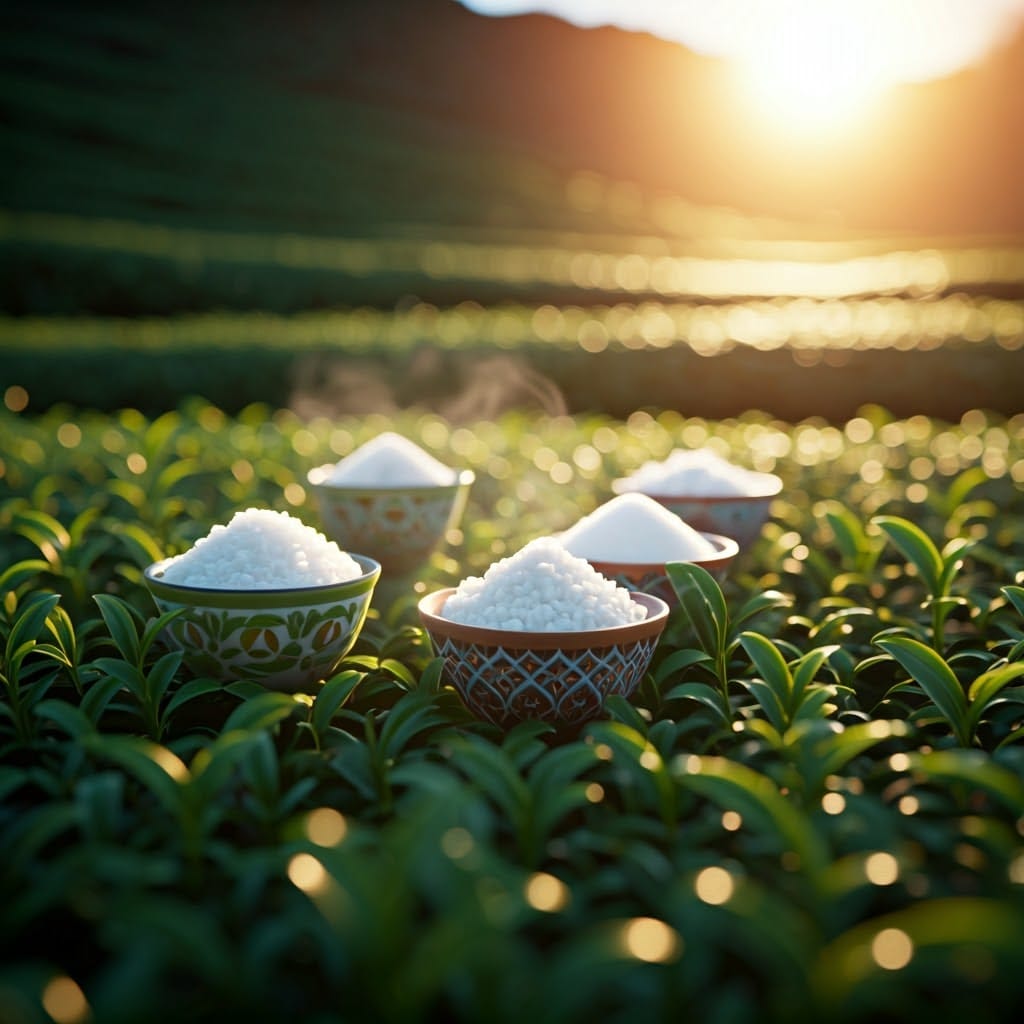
418, 589, 669, 728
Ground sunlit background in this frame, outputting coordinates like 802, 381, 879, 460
1, 0, 1023, 420
463, 0, 1024, 137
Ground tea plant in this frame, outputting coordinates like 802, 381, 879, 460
2, 402, 1023, 1024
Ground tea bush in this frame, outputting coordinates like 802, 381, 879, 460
2, 400, 1023, 1024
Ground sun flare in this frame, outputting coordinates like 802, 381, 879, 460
726, 0, 1022, 139
735, 8, 892, 134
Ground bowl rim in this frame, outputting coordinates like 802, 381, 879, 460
143, 551, 381, 606
612, 476, 782, 501
581, 531, 740, 574
306, 466, 475, 492
418, 588, 669, 648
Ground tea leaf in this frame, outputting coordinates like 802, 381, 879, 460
873, 515, 943, 595
875, 636, 969, 745
666, 562, 728, 658
94, 593, 142, 665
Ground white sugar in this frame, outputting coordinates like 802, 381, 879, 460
315, 432, 457, 487
615, 447, 780, 497
158, 508, 364, 589
558, 493, 718, 562
441, 536, 646, 632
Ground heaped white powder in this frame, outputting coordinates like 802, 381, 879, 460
158, 508, 364, 589
615, 448, 780, 497
317, 432, 457, 487
441, 536, 647, 632
558, 493, 719, 562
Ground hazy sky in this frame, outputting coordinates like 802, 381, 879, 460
460, 0, 1024, 82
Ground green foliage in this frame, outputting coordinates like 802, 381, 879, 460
1, 403, 1023, 1024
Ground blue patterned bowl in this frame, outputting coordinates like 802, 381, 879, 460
584, 531, 739, 605
143, 554, 380, 692
307, 470, 474, 575
418, 590, 669, 727
640, 484, 781, 550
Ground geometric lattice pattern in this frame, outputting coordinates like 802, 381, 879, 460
432, 633, 661, 727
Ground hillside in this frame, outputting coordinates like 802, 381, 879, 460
4, 0, 1023, 243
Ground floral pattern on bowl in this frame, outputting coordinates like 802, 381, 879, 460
307, 471, 474, 575
143, 554, 380, 691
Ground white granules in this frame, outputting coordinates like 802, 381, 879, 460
315, 432, 457, 487
614, 447, 780, 497
558, 493, 719, 562
157, 508, 364, 589
441, 536, 647, 632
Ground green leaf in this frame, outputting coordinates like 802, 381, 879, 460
1001, 585, 1024, 619
93, 657, 147, 701
378, 693, 448, 760
653, 647, 713, 684
447, 733, 530, 823
739, 632, 793, 728
81, 734, 187, 814
663, 681, 732, 727
11, 508, 70, 557
909, 748, 1024, 812
34, 698, 94, 738
824, 503, 870, 566
163, 676, 223, 719
675, 755, 828, 879
310, 669, 364, 738
872, 515, 943, 595
222, 690, 299, 733
875, 636, 969, 745
81, 674, 127, 723
0, 559, 52, 593
6, 593, 61, 662
94, 593, 142, 665
665, 562, 728, 659
813, 719, 911, 779
965, 662, 1024, 739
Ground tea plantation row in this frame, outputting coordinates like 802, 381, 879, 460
2, 400, 1023, 1024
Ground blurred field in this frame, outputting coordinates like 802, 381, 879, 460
2, 1, 1023, 421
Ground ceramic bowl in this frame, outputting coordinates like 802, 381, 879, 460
632, 480, 782, 550
307, 469, 474, 575
582, 531, 739, 605
418, 590, 669, 728
143, 554, 381, 692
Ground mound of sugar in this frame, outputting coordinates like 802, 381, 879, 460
316, 432, 457, 487
615, 448, 780, 497
441, 536, 647, 632
558, 493, 719, 562
157, 508, 364, 589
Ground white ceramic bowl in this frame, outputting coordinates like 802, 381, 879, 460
307, 469, 474, 575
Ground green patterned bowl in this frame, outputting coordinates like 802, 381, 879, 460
307, 470, 474, 575
143, 554, 381, 692
418, 590, 669, 728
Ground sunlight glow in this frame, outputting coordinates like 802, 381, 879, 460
461, 1, 1024, 137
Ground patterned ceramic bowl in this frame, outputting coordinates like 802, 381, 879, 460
583, 531, 739, 605
633, 480, 782, 550
143, 554, 381, 692
418, 590, 669, 728
307, 469, 474, 575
